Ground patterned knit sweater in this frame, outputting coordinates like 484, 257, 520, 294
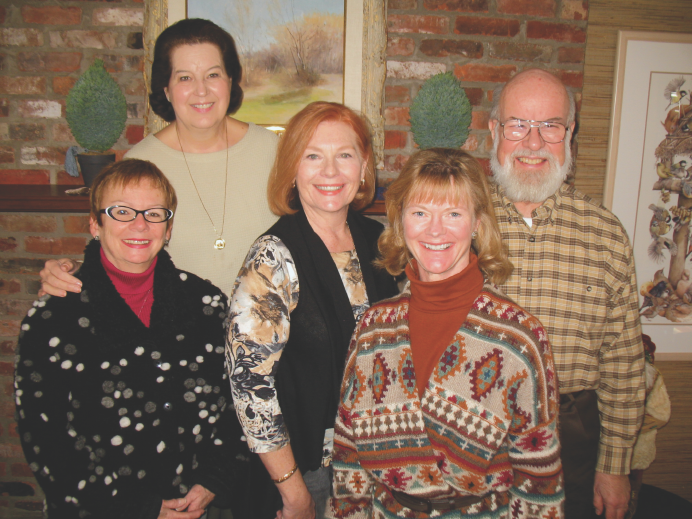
328, 283, 563, 519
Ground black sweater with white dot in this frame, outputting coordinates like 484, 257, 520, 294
15, 240, 247, 519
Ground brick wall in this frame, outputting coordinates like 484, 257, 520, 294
0, 1, 146, 186
0, 1, 590, 515
382, 0, 589, 183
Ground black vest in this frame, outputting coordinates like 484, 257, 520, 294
267, 209, 398, 472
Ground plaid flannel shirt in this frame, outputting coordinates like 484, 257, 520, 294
491, 182, 646, 475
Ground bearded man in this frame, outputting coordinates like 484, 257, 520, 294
488, 69, 645, 519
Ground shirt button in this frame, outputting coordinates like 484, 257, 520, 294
527, 277, 533, 282
528, 236, 535, 242
163, 402, 172, 411
587, 286, 592, 292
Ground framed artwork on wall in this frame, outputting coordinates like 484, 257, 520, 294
605, 31, 692, 355
143, 0, 387, 167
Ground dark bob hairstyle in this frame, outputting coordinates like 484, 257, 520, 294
149, 18, 244, 122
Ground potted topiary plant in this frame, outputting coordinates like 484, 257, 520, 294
409, 72, 472, 150
65, 59, 127, 187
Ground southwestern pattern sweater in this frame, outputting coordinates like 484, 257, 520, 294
328, 283, 563, 519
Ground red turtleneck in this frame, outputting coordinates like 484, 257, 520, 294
100, 248, 156, 327
405, 254, 484, 397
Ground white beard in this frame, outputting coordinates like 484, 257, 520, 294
490, 131, 572, 203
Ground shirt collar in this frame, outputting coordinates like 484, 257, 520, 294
493, 181, 569, 225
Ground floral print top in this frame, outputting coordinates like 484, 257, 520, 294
226, 235, 369, 459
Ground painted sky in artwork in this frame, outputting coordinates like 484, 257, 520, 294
189, 0, 343, 50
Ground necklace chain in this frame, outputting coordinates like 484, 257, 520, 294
175, 121, 229, 250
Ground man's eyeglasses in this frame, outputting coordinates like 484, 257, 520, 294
100, 206, 174, 223
498, 118, 569, 144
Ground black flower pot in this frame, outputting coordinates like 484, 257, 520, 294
77, 153, 115, 187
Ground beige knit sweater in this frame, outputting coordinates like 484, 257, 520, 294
125, 123, 279, 296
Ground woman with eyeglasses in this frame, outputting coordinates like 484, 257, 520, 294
15, 159, 248, 519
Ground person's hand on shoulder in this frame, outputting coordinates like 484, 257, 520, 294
183, 485, 215, 513
39, 258, 82, 297
158, 497, 203, 519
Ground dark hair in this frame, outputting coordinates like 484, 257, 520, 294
91, 159, 177, 229
149, 18, 244, 122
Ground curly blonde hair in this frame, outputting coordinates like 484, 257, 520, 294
377, 148, 512, 285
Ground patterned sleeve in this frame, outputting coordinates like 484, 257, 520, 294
225, 235, 299, 453
327, 318, 374, 519
597, 231, 646, 474
507, 326, 564, 518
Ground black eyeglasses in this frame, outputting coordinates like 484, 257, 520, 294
100, 206, 174, 223
498, 118, 569, 144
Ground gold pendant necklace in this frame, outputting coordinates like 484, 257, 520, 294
176, 121, 229, 250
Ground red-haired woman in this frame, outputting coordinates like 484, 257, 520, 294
226, 102, 398, 518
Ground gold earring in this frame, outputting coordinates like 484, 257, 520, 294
360, 178, 365, 186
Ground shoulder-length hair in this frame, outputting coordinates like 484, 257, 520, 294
267, 102, 376, 216
377, 148, 513, 285
149, 18, 243, 122
90, 159, 178, 230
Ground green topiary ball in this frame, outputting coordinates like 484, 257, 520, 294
409, 72, 472, 150
66, 59, 127, 152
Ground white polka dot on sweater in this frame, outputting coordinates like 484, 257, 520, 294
120, 417, 131, 428
49, 337, 60, 347
135, 423, 144, 431
157, 441, 165, 453
111, 436, 122, 446
134, 347, 144, 356
202, 296, 212, 304
61, 360, 72, 370
179, 273, 187, 281
101, 362, 110, 369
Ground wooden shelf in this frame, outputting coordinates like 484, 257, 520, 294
0, 185, 90, 213
0, 185, 387, 216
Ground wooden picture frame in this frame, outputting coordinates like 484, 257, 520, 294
142, 0, 387, 168
604, 31, 692, 355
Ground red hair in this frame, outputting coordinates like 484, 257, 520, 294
267, 102, 376, 215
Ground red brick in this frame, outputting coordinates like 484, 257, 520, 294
17, 52, 82, 73
387, 61, 446, 80
553, 69, 583, 88
470, 111, 489, 130
127, 102, 146, 119
385, 85, 411, 104
388, 15, 449, 35
454, 16, 520, 37
384, 130, 408, 150
9, 123, 45, 141
424, 0, 488, 11
0, 54, 5, 72
0, 215, 57, 233
454, 63, 516, 83
52, 123, 75, 143
561, 0, 589, 21
497, 0, 556, 17
384, 107, 411, 127
125, 125, 144, 145
21, 146, 66, 166
460, 134, 478, 151
488, 42, 552, 62
1, 341, 17, 355
384, 153, 411, 174
22, 6, 81, 25
482, 133, 494, 152
464, 87, 484, 106
25, 237, 87, 256
389, 0, 418, 7
92, 8, 144, 27
0, 238, 17, 252
0, 299, 33, 317
0, 6, 5, 25
9, 422, 19, 438
0, 77, 46, 96
0, 169, 50, 184
49, 30, 118, 50
18, 100, 62, 118
124, 77, 146, 96
102, 54, 145, 73
387, 36, 415, 57
477, 157, 491, 175
0, 443, 24, 459
63, 215, 91, 234
3, 381, 13, 397
53, 76, 78, 96
11, 463, 34, 478
115, 149, 128, 162
0, 279, 21, 295
0, 258, 46, 275
0, 29, 43, 47
0, 320, 20, 337
527, 21, 586, 43
57, 170, 85, 185
420, 39, 483, 58
0, 145, 14, 163
0, 99, 8, 117
558, 46, 585, 63
0, 361, 13, 378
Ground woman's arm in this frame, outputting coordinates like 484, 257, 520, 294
39, 258, 82, 296
260, 447, 315, 519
